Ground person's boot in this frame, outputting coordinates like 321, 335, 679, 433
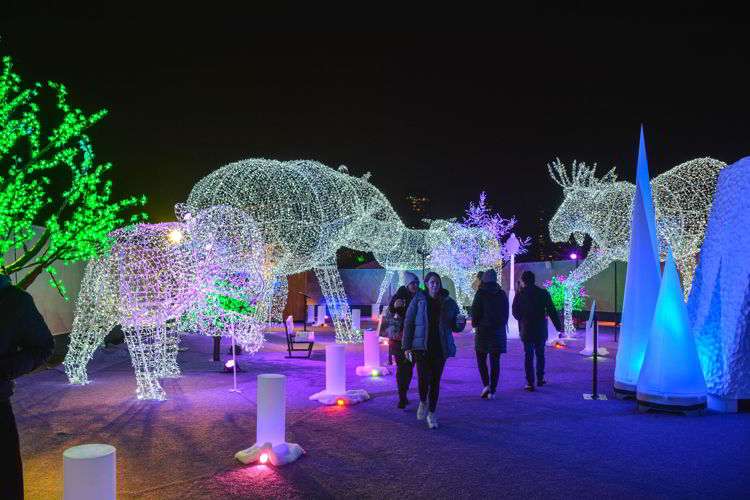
488, 390, 496, 400
417, 401, 426, 420
525, 381, 535, 391
537, 378, 547, 387
480, 386, 491, 398
397, 395, 408, 409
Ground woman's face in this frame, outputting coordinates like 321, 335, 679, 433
427, 276, 441, 297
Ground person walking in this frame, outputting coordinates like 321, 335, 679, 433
403, 272, 465, 429
470, 269, 509, 399
511, 270, 562, 391
387, 271, 420, 408
1, 273, 55, 499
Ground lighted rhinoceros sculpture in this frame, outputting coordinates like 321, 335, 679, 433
64, 205, 265, 400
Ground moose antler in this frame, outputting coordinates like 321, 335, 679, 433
547, 158, 617, 190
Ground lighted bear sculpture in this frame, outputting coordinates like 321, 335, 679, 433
64, 206, 265, 400
687, 156, 750, 410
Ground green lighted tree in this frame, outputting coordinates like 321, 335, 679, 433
542, 275, 588, 312
1, 55, 147, 297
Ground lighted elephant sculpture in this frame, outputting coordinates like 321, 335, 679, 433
183, 159, 406, 343
64, 206, 265, 400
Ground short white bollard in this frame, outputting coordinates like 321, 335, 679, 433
546, 317, 564, 346
63, 444, 116, 500
315, 305, 326, 326
356, 330, 391, 376
257, 374, 285, 447
307, 305, 315, 324
310, 344, 369, 405
580, 323, 609, 356
236, 374, 305, 466
351, 308, 361, 331
371, 303, 379, 320
507, 290, 520, 339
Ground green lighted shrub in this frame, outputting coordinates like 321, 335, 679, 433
542, 275, 588, 312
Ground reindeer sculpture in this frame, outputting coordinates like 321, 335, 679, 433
548, 157, 726, 335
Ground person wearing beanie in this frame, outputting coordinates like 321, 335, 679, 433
512, 270, 563, 390
470, 269, 509, 399
387, 271, 420, 408
0, 273, 55, 499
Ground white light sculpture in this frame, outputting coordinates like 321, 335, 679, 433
356, 329, 391, 376
184, 159, 405, 343
64, 206, 266, 400
548, 134, 726, 335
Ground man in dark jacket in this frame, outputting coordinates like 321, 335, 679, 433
387, 271, 419, 408
1, 273, 55, 499
512, 270, 562, 391
471, 269, 509, 399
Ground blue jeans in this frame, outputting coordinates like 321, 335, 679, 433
523, 340, 545, 383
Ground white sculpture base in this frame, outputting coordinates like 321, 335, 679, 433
579, 347, 609, 356
308, 388, 371, 405
355, 365, 391, 376
63, 444, 116, 500
546, 318, 566, 346
235, 441, 305, 466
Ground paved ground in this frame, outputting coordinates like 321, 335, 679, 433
12, 321, 750, 499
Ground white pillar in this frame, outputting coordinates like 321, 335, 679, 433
546, 317, 560, 346
256, 374, 286, 447
371, 303, 379, 320
351, 308, 361, 331
326, 344, 346, 394
316, 305, 326, 326
507, 289, 520, 339
63, 444, 116, 500
363, 330, 380, 369
307, 305, 315, 324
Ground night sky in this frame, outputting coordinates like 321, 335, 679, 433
2, 7, 748, 259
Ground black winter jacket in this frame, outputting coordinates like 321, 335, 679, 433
471, 282, 509, 354
511, 284, 563, 344
0, 282, 55, 400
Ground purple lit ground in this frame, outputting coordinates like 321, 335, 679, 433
14, 322, 750, 499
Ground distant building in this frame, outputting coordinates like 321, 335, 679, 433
406, 195, 430, 228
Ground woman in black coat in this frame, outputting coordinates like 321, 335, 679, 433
470, 269, 509, 399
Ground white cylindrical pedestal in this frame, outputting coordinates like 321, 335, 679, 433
352, 308, 361, 331
326, 344, 346, 394
546, 317, 560, 345
257, 374, 286, 447
316, 305, 326, 325
371, 304, 379, 320
363, 330, 380, 369
63, 444, 116, 500
307, 305, 315, 324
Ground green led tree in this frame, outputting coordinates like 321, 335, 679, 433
542, 275, 588, 312
1, 55, 146, 297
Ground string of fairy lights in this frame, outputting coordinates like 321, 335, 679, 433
64, 206, 265, 400
548, 157, 726, 335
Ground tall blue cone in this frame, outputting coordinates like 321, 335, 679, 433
614, 127, 662, 397
637, 249, 707, 412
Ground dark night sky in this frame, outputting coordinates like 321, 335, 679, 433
2, 6, 748, 254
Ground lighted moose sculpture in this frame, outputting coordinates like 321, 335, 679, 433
548, 157, 726, 335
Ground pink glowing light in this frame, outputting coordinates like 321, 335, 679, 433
259, 452, 269, 464
570, 252, 578, 260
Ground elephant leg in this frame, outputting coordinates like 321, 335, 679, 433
675, 255, 698, 302
124, 324, 166, 400
270, 275, 289, 324
376, 270, 397, 305
314, 258, 358, 343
